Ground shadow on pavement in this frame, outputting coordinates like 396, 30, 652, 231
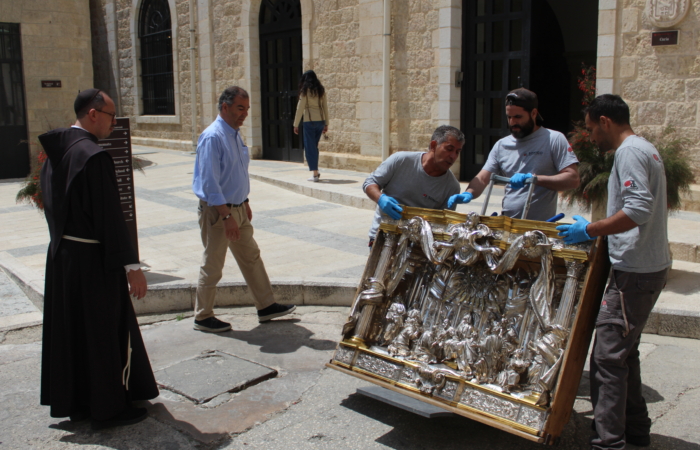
226, 320, 337, 353
338, 391, 584, 449
144, 272, 185, 285
318, 179, 358, 185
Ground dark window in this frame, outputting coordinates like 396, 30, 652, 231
139, 0, 174, 115
0, 23, 25, 127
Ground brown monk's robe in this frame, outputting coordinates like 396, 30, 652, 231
39, 127, 158, 420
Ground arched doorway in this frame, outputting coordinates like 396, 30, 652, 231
259, 0, 303, 162
459, 0, 598, 180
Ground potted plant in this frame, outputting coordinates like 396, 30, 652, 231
562, 65, 694, 219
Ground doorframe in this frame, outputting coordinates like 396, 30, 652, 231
238, 0, 312, 159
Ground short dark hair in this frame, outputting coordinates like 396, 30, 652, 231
75, 89, 106, 119
585, 94, 630, 125
218, 86, 249, 111
431, 125, 465, 146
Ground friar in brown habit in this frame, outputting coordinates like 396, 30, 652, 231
39, 89, 158, 430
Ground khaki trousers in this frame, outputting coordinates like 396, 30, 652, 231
195, 200, 275, 320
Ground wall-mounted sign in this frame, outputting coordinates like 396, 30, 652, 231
97, 117, 140, 259
41, 80, 62, 88
647, 0, 689, 28
652, 30, 679, 46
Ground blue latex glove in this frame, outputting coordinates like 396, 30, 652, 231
510, 173, 533, 189
378, 194, 403, 220
556, 215, 594, 244
447, 192, 473, 209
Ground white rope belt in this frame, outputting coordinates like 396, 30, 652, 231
62, 235, 100, 244
122, 332, 133, 390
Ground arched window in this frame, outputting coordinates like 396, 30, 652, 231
138, 0, 175, 115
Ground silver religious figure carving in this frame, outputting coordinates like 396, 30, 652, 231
381, 302, 406, 345
387, 309, 423, 357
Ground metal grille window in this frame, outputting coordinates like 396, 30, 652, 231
139, 0, 175, 115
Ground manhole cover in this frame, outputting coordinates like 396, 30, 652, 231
155, 351, 277, 403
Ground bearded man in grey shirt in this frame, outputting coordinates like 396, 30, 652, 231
557, 94, 670, 450
449, 88, 580, 220
363, 125, 463, 245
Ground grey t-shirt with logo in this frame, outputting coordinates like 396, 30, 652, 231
607, 135, 671, 273
482, 127, 578, 221
363, 151, 461, 239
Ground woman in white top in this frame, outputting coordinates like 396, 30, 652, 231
293, 70, 329, 182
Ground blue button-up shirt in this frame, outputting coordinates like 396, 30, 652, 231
192, 116, 250, 206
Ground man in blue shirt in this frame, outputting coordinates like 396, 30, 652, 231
192, 86, 295, 332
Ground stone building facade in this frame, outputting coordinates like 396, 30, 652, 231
608, 0, 700, 176
90, 0, 461, 173
0, 0, 93, 177
85, 0, 700, 180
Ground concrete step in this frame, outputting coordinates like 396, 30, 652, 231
245, 160, 700, 264
647, 260, 700, 339
0, 265, 42, 332
680, 184, 700, 214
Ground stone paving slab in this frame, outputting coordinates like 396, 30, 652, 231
154, 350, 277, 404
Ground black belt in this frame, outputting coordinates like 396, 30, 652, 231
226, 198, 248, 208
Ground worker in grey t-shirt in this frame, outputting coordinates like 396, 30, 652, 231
557, 95, 670, 450
363, 125, 462, 245
448, 88, 580, 221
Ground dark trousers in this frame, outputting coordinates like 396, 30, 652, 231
302, 120, 324, 171
590, 268, 668, 450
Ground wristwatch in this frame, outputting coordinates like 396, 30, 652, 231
222, 213, 232, 221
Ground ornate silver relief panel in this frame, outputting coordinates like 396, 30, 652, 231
435, 380, 460, 402
355, 353, 404, 381
460, 386, 546, 431
517, 406, 547, 431
647, 0, 689, 27
333, 346, 356, 366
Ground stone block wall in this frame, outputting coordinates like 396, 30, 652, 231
113, 0, 192, 144
613, 0, 700, 178
92, 0, 462, 173
1, 0, 94, 161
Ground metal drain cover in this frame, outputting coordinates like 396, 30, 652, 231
155, 351, 277, 403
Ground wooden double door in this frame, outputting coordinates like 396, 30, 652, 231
259, 0, 304, 162
460, 0, 572, 180
0, 23, 29, 179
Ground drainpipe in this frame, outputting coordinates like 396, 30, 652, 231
381, 0, 391, 161
189, 0, 198, 151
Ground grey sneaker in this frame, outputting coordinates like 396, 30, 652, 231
193, 317, 232, 332
307, 173, 320, 182
257, 303, 296, 322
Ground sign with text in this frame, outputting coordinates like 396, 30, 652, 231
97, 117, 139, 259
41, 80, 62, 88
652, 30, 679, 46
